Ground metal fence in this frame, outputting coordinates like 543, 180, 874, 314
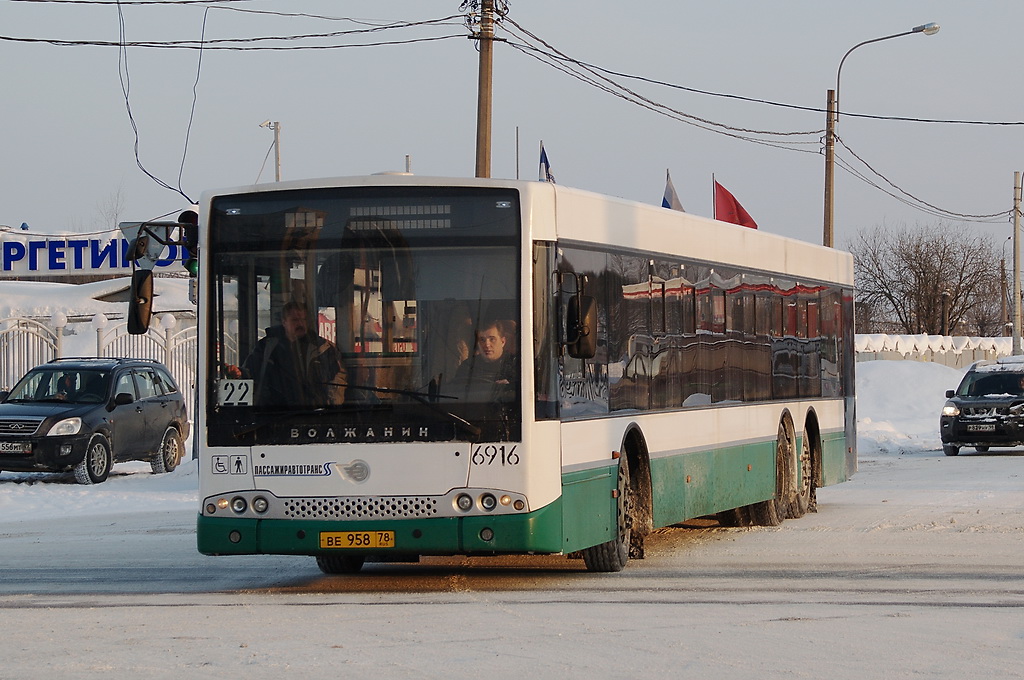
854, 334, 1011, 370
0, 318, 61, 389
0, 315, 197, 398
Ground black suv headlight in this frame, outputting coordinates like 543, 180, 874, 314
941, 401, 960, 417
45, 417, 83, 436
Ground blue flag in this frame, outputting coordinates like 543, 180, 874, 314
539, 143, 556, 183
662, 169, 684, 212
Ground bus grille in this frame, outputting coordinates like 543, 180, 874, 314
281, 496, 439, 520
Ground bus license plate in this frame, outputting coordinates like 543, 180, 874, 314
0, 441, 32, 453
319, 531, 395, 549
967, 423, 996, 432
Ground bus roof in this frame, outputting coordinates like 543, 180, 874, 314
199, 174, 853, 287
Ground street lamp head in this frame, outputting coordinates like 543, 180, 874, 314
913, 22, 940, 36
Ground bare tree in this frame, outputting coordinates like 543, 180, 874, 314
95, 185, 126, 231
850, 223, 1000, 335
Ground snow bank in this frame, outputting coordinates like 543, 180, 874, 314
0, 460, 199, 523
0, 277, 193, 319
855, 360, 964, 456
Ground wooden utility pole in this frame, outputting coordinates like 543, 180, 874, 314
822, 89, 836, 248
1001, 256, 1008, 335
1014, 171, 1022, 354
474, 0, 494, 178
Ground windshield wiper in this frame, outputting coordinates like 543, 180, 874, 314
332, 381, 481, 437
228, 383, 482, 440
230, 407, 330, 439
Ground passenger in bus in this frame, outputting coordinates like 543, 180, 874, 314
240, 301, 347, 407
453, 319, 518, 401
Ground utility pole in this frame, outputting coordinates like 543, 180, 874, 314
260, 121, 282, 181
1014, 171, 1022, 354
822, 89, 836, 248
1001, 255, 1008, 335
274, 120, 282, 182
940, 290, 950, 335
474, 0, 494, 178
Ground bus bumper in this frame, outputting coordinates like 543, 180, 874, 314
197, 499, 565, 557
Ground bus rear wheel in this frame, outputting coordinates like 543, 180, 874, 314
743, 417, 796, 527
788, 429, 812, 519
582, 458, 631, 572
316, 554, 365, 574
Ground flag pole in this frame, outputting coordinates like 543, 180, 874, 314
712, 173, 716, 220
539, 140, 544, 182
515, 126, 520, 180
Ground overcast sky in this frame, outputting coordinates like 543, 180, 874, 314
2, 1, 1020, 248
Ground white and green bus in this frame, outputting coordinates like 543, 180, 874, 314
191, 175, 856, 573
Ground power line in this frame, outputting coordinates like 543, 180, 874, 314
9, 0, 252, 4
0, 33, 467, 50
6, 2, 1016, 222
499, 19, 823, 154
116, 0, 193, 204
499, 15, 1015, 223
499, 25, 1024, 127
836, 137, 1008, 222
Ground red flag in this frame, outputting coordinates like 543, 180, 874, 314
714, 180, 758, 229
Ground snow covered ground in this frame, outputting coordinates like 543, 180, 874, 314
2, 359, 1023, 679
0, 358, 970, 523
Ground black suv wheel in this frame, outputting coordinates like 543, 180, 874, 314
75, 434, 112, 484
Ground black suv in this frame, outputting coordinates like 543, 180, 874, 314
940, 358, 1024, 456
0, 358, 190, 484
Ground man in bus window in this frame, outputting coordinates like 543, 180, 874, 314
454, 319, 518, 402
241, 301, 347, 407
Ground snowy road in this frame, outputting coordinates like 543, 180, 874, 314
1, 450, 1023, 679
1, 361, 1022, 678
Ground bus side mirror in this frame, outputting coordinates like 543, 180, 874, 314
127, 269, 154, 335
566, 295, 597, 359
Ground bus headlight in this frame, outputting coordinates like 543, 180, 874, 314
252, 496, 269, 514
455, 494, 473, 512
230, 497, 248, 513
479, 493, 497, 511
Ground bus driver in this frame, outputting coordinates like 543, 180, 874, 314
239, 301, 347, 407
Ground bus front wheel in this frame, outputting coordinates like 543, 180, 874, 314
315, 554, 365, 574
582, 458, 631, 572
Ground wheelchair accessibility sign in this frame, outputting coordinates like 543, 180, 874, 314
212, 455, 248, 475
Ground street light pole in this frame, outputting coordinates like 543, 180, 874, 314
823, 23, 940, 248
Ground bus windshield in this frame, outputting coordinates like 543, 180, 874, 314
206, 186, 521, 446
